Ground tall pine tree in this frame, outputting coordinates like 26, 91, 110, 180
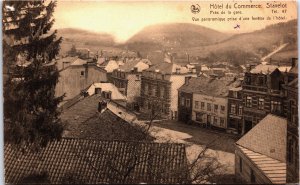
3, 0, 64, 151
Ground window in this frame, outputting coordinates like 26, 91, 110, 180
181, 97, 185, 106
201, 102, 205, 110
160, 87, 165, 98
136, 75, 140, 81
80, 71, 84, 76
195, 101, 199, 109
144, 84, 148, 95
239, 157, 243, 172
271, 101, 281, 113
251, 169, 256, 183
258, 76, 264, 85
221, 106, 225, 113
258, 98, 264, 110
152, 86, 156, 96
220, 118, 225, 127
232, 91, 238, 98
213, 116, 218, 125
238, 106, 243, 115
196, 112, 203, 122
186, 99, 190, 107
230, 104, 236, 114
214, 104, 218, 113
246, 96, 252, 107
288, 138, 294, 164
207, 103, 211, 111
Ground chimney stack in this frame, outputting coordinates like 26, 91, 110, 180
291, 58, 298, 67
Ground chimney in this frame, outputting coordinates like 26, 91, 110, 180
185, 76, 191, 85
291, 58, 298, 67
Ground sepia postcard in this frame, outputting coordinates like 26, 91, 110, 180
2, 0, 298, 184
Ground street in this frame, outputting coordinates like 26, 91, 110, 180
149, 120, 240, 176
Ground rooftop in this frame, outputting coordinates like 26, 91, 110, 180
70, 58, 87, 66
146, 62, 190, 75
86, 82, 127, 100
250, 64, 279, 74
236, 114, 287, 162
119, 59, 149, 72
179, 77, 241, 97
61, 95, 151, 140
237, 145, 286, 184
5, 138, 188, 184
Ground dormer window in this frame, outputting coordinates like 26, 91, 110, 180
176, 68, 180, 74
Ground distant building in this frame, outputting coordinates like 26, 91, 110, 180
178, 77, 240, 130
241, 64, 286, 134
110, 59, 150, 109
97, 59, 120, 73
235, 114, 287, 184
141, 62, 196, 120
55, 58, 107, 101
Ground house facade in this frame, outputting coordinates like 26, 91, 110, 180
241, 64, 286, 134
55, 59, 107, 101
110, 59, 150, 109
141, 63, 196, 119
178, 77, 193, 123
227, 87, 243, 134
284, 59, 299, 183
177, 77, 240, 130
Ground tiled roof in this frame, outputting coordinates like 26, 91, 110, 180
60, 95, 150, 141
179, 77, 241, 97
236, 114, 287, 162
5, 138, 188, 184
250, 64, 279, 74
146, 62, 189, 74
237, 145, 286, 184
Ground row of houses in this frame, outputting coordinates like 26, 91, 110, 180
177, 58, 298, 136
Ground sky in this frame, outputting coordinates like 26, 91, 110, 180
53, 1, 297, 43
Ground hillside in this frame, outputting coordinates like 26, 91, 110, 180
56, 20, 297, 66
56, 28, 117, 56
123, 23, 230, 51
183, 19, 298, 64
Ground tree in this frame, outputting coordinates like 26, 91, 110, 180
3, 0, 64, 151
67, 44, 77, 57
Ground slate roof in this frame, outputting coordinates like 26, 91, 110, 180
178, 77, 241, 97
146, 62, 189, 74
236, 114, 287, 162
5, 138, 188, 184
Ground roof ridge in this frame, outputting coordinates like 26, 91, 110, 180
60, 137, 187, 147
